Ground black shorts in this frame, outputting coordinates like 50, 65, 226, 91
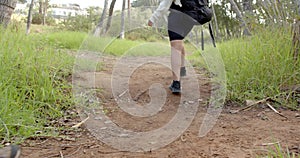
168, 10, 195, 41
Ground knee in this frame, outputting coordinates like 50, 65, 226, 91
171, 40, 184, 51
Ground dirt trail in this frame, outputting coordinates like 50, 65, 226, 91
21, 56, 300, 158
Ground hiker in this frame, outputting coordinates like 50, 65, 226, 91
148, 0, 196, 94
148, 0, 212, 94
0, 145, 21, 158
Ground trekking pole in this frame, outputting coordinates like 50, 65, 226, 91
209, 22, 216, 48
201, 26, 205, 50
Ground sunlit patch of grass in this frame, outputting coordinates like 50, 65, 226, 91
43, 31, 87, 50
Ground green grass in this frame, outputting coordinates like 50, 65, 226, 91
43, 31, 87, 50
26, 26, 173, 57
29, 24, 60, 33
82, 36, 171, 56
217, 26, 299, 108
258, 142, 300, 158
82, 36, 142, 55
0, 25, 174, 144
1, 22, 299, 144
266, 146, 300, 158
0, 26, 74, 144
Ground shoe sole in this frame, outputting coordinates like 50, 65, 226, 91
169, 86, 181, 94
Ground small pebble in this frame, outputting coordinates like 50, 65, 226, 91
119, 134, 129, 137
229, 110, 239, 114
104, 120, 112, 124
188, 101, 195, 104
100, 127, 107, 130
94, 116, 102, 120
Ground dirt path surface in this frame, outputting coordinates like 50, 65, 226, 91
21, 55, 300, 158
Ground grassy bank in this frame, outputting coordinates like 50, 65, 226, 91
0, 26, 171, 144
0, 27, 74, 144
218, 26, 299, 108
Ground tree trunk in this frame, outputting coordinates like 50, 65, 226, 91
42, 0, 48, 25
211, 4, 220, 39
105, 0, 117, 34
293, 0, 300, 60
228, 0, 251, 36
226, 24, 231, 38
0, 0, 17, 27
194, 29, 199, 45
242, 0, 252, 13
39, 0, 42, 14
120, 0, 126, 39
26, 0, 34, 35
293, 21, 300, 60
94, 0, 109, 36
127, 0, 131, 30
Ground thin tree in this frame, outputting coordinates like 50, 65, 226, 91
211, 4, 220, 39
0, 0, 17, 27
42, 0, 49, 25
242, 0, 253, 25
38, 0, 44, 25
120, 0, 126, 39
128, 0, 131, 29
26, 0, 34, 35
242, 0, 252, 13
105, 0, 117, 34
228, 0, 251, 36
94, 0, 109, 36
38, 0, 43, 15
293, 0, 300, 60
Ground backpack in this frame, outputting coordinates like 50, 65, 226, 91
180, 0, 213, 25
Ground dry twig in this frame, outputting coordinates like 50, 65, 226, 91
266, 103, 288, 119
118, 89, 128, 98
60, 151, 64, 158
285, 85, 300, 101
65, 146, 82, 157
260, 141, 280, 146
71, 116, 90, 128
133, 89, 148, 101
232, 97, 270, 113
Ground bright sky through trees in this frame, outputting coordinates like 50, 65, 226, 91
50, 0, 133, 9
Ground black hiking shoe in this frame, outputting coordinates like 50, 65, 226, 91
180, 67, 186, 77
169, 80, 181, 94
0, 145, 21, 158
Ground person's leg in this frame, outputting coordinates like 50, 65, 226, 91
0, 145, 21, 158
167, 10, 194, 93
168, 39, 184, 94
170, 40, 184, 81
181, 46, 185, 68
180, 46, 187, 77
